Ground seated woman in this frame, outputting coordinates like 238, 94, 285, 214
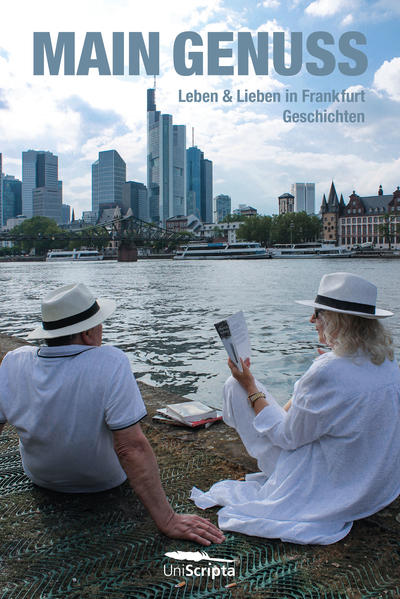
191, 272, 400, 545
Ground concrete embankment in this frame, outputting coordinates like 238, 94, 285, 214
1, 332, 399, 598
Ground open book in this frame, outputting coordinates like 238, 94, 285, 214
214, 311, 251, 372
154, 401, 222, 428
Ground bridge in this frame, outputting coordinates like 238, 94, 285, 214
0, 214, 195, 260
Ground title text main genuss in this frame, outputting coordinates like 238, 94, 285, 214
33, 31, 368, 77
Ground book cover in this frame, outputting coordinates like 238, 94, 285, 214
1, 2, 399, 596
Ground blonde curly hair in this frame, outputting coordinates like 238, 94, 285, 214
319, 311, 394, 365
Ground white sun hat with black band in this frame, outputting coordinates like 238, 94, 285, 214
27, 283, 116, 339
296, 272, 393, 319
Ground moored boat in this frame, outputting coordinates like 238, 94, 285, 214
46, 249, 104, 261
270, 243, 354, 259
174, 241, 271, 260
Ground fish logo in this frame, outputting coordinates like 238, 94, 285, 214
165, 551, 236, 564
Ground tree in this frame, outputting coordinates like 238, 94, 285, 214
11, 217, 62, 255
377, 214, 399, 250
270, 213, 320, 245
237, 216, 272, 245
236, 212, 320, 246
71, 226, 110, 251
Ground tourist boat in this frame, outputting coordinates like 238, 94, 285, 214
270, 243, 354, 258
46, 249, 104, 261
174, 241, 271, 260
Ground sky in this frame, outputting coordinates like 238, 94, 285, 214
0, 0, 399, 218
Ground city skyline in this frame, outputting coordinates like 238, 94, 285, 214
0, 0, 399, 218
1, 142, 398, 225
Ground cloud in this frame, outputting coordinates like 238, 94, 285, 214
341, 14, 354, 25
59, 96, 129, 138
371, 0, 400, 17
260, 0, 281, 8
304, 0, 400, 21
373, 57, 400, 100
305, 0, 351, 17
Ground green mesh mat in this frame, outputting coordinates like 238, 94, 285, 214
1, 424, 400, 599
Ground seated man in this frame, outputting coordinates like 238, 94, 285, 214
0, 282, 224, 547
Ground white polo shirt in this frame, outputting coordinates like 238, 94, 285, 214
0, 344, 147, 493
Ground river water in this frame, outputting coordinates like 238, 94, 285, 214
1, 259, 399, 407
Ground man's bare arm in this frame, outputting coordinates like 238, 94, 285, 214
112, 423, 225, 546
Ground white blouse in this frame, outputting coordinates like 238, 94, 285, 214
191, 351, 400, 544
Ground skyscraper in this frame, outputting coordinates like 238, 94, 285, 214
186, 146, 202, 218
291, 183, 315, 214
214, 194, 231, 223
2, 175, 22, 226
147, 88, 186, 225
186, 146, 213, 222
22, 150, 61, 223
201, 158, 213, 223
61, 204, 71, 225
122, 181, 149, 221
91, 150, 126, 215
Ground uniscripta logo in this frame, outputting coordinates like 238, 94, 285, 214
163, 551, 236, 580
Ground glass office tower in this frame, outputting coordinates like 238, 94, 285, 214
92, 150, 126, 215
147, 88, 186, 225
22, 150, 61, 223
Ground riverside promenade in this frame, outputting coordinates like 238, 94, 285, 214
1, 333, 399, 599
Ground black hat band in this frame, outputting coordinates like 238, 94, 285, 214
315, 294, 375, 315
43, 301, 100, 330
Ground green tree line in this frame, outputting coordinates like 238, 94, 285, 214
233, 212, 321, 246
0, 217, 110, 256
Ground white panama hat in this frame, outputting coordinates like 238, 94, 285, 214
27, 283, 116, 339
296, 272, 393, 319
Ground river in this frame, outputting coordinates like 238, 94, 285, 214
0, 258, 399, 407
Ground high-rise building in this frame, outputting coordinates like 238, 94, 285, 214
22, 150, 37, 218
91, 150, 126, 216
186, 146, 213, 222
214, 194, 231, 223
122, 181, 149, 221
201, 158, 213, 223
2, 175, 22, 225
147, 88, 186, 225
291, 183, 315, 214
22, 150, 61, 222
186, 146, 201, 218
61, 204, 71, 225
33, 188, 61, 223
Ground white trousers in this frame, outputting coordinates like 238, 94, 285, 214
222, 376, 283, 477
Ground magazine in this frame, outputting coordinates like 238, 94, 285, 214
214, 311, 251, 372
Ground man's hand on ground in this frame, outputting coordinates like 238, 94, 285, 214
113, 424, 225, 546
160, 512, 225, 546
